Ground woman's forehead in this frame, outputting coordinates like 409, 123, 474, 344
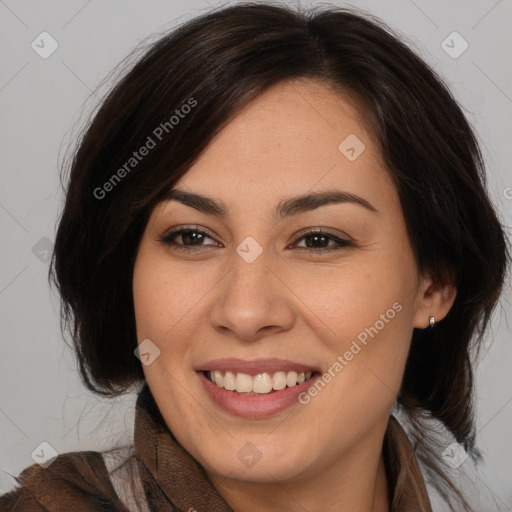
166, 81, 390, 202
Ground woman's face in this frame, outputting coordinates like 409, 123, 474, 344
132, 80, 438, 483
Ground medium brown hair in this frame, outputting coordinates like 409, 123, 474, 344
50, 2, 510, 509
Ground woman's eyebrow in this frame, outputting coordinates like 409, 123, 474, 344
163, 188, 378, 220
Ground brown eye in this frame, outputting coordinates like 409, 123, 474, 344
292, 230, 353, 253
158, 227, 220, 251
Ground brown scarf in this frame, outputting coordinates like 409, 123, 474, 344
1, 385, 433, 511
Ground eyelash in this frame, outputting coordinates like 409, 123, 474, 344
157, 226, 353, 254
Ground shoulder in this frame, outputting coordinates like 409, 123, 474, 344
0, 450, 128, 511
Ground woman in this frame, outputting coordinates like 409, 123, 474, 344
1, 2, 508, 511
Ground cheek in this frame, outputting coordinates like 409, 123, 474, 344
289, 252, 417, 406
132, 251, 203, 344
289, 254, 414, 342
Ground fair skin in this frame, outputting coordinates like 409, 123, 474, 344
132, 79, 456, 512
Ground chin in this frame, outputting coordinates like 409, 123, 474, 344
195, 435, 315, 483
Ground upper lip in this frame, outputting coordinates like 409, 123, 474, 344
196, 358, 321, 376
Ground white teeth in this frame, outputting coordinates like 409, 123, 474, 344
286, 371, 298, 387
214, 370, 223, 387
253, 373, 272, 393
235, 372, 253, 393
208, 370, 314, 394
223, 371, 236, 391
272, 371, 287, 390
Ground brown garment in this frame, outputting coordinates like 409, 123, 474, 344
0, 385, 433, 511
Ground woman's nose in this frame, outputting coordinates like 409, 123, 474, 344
208, 244, 296, 342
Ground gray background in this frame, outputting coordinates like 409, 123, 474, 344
1, 0, 511, 508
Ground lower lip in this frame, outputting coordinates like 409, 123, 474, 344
197, 371, 320, 418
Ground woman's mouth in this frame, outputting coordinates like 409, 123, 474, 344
196, 358, 322, 418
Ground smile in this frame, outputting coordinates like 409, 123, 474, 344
205, 370, 314, 394
196, 358, 322, 417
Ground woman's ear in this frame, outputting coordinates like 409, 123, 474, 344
412, 270, 457, 329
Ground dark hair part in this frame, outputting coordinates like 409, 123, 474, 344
50, 2, 509, 509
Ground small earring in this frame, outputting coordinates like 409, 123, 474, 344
429, 316, 436, 328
